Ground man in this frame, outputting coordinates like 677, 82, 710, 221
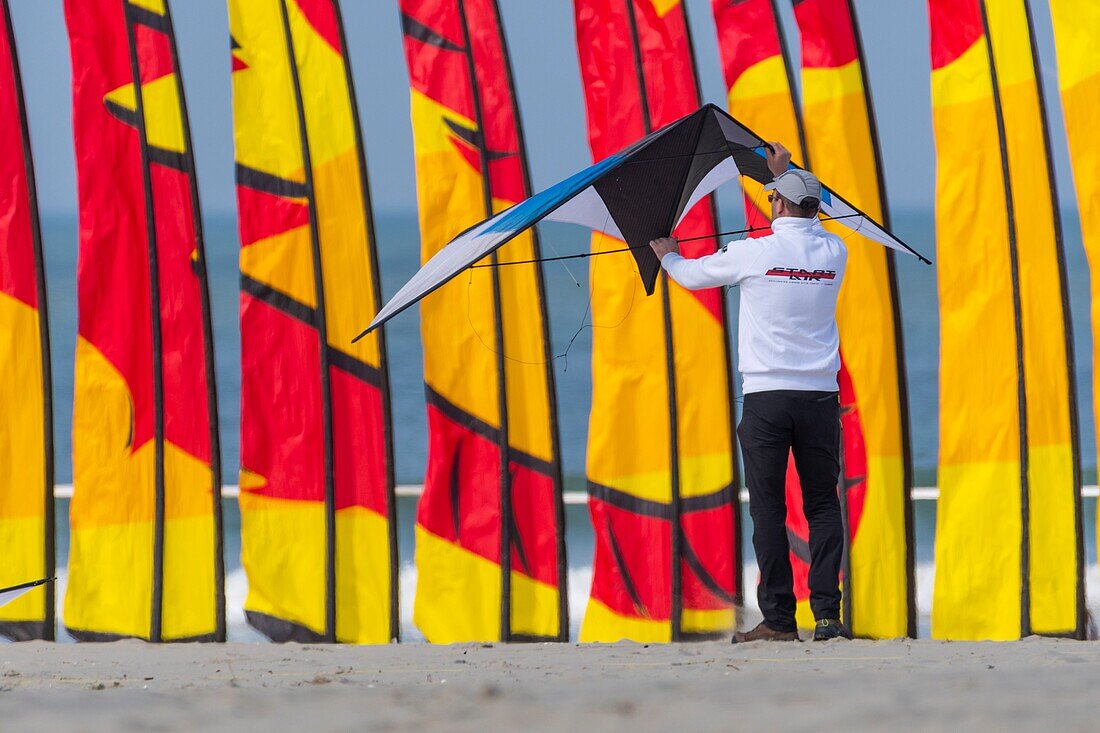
649, 143, 851, 642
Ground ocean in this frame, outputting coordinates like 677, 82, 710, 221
34, 206, 1100, 639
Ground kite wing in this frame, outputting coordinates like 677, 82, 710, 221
358, 139, 647, 337
360, 104, 928, 336
0, 578, 51, 609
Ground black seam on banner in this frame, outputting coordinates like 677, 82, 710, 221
681, 537, 737, 605
330, 0, 400, 642
605, 515, 648, 618
0, 621, 49, 642
978, 0, 1030, 638
67, 627, 219, 643
124, 3, 170, 32
104, 99, 139, 128
163, 0, 225, 642
697, 5, 744, 608
588, 481, 667, 519
456, 0, 513, 641
123, 0, 166, 644
245, 610, 325, 643
772, 0, 811, 168
422, 391, 555, 475
327, 348, 383, 388
401, 11, 464, 52
507, 633, 559, 643
587, 481, 734, 519
1022, 0, 1086, 640
147, 147, 190, 173
623, 0, 684, 643
444, 118, 514, 161
682, 485, 736, 513
490, 0, 568, 641
449, 446, 462, 540
104, 99, 190, 173
278, 0, 336, 643
240, 274, 317, 326
846, 0, 913, 635
235, 163, 308, 198
507, 480, 532, 576
680, 630, 729, 641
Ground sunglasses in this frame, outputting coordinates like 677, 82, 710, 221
767, 193, 777, 203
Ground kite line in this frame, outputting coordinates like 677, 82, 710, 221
468, 213, 864, 269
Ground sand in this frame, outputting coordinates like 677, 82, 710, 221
1, 638, 1096, 731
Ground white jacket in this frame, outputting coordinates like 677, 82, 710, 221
660, 216, 847, 394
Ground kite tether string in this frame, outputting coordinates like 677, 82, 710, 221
468, 214, 864, 269
464, 215, 639, 370
462, 207, 866, 367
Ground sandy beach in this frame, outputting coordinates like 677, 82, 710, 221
1, 638, 1096, 731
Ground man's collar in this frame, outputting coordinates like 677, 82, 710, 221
771, 216, 821, 232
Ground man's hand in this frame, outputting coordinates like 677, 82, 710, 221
766, 141, 792, 177
649, 236, 680, 261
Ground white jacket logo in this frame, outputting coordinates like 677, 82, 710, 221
764, 267, 837, 282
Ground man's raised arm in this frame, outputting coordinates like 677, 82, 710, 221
649, 236, 762, 291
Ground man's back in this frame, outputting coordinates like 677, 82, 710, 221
736, 217, 846, 393
659, 215, 847, 393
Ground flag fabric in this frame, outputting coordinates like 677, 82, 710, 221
64, 0, 223, 642
574, 0, 741, 642
230, 0, 398, 643
400, 0, 568, 643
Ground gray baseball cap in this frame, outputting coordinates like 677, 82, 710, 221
764, 169, 822, 208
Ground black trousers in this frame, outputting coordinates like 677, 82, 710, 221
737, 389, 843, 632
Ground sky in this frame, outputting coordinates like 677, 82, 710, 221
5, 0, 1080, 219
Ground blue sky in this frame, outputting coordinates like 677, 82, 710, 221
7, 0, 1076, 217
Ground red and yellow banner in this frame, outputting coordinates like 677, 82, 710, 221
929, 0, 1081, 640
401, 0, 567, 643
575, 0, 740, 642
1050, 0, 1097, 592
791, 0, 913, 638
231, 0, 397, 644
64, 0, 223, 641
0, 0, 54, 642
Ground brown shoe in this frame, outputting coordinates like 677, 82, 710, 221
732, 622, 799, 643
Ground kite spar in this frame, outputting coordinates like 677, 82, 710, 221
0, 579, 53, 611
358, 104, 928, 337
